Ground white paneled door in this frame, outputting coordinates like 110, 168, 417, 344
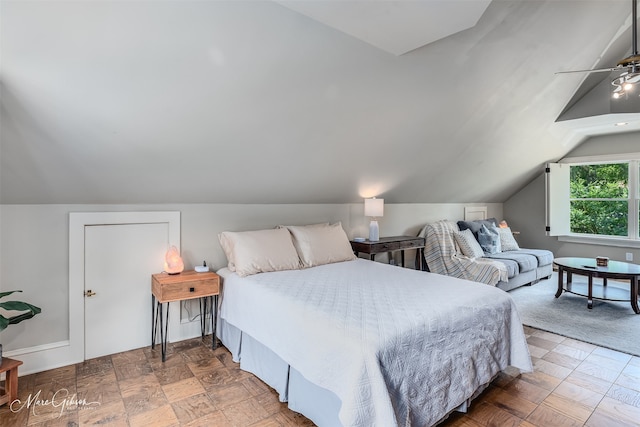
84, 223, 168, 359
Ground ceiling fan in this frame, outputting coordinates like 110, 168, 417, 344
556, 0, 640, 99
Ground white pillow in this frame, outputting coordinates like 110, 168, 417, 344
453, 228, 485, 259
498, 227, 520, 251
218, 228, 301, 277
284, 222, 356, 268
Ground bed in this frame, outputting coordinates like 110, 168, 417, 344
216, 224, 532, 427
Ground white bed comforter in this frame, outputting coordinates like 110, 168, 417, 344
219, 259, 532, 427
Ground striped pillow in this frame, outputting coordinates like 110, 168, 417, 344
454, 229, 485, 258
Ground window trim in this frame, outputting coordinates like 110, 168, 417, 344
547, 152, 640, 248
558, 234, 640, 249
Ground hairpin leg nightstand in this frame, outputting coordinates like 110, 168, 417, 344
151, 271, 220, 362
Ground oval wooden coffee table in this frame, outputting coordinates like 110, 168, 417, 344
554, 257, 640, 314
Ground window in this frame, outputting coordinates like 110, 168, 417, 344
569, 162, 629, 236
546, 155, 640, 246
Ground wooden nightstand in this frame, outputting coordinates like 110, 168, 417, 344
350, 236, 426, 270
151, 270, 220, 362
0, 357, 22, 407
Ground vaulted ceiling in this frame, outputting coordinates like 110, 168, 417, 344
1, 0, 638, 204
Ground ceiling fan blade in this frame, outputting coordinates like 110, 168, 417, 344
554, 67, 621, 75
626, 73, 640, 83
555, 0, 638, 89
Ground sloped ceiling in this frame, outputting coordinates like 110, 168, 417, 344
0, 0, 637, 204
556, 3, 640, 134
275, 0, 492, 55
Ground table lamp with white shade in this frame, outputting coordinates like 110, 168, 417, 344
364, 197, 384, 242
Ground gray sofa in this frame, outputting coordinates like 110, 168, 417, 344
483, 248, 554, 291
418, 219, 553, 292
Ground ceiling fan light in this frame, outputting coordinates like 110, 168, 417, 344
563, 0, 639, 101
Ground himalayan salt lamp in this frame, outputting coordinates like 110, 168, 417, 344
164, 245, 184, 274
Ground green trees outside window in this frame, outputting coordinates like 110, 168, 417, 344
569, 163, 629, 236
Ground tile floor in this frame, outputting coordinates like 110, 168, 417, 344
442, 326, 640, 427
1, 326, 639, 426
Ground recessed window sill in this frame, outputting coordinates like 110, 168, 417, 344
558, 235, 640, 249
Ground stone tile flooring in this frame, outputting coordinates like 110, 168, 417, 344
1, 326, 639, 426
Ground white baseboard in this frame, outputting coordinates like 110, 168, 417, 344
171, 315, 213, 343
3, 340, 80, 376
4, 322, 210, 377
4, 306, 213, 377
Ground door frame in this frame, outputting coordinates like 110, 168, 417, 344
69, 211, 180, 362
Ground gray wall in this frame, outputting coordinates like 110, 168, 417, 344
504, 130, 640, 261
0, 202, 502, 353
4, 130, 638, 360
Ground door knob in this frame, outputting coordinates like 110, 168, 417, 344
84, 289, 97, 297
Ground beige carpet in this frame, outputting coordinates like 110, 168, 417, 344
508, 273, 640, 356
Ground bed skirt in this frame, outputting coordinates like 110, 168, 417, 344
218, 317, 494, 426
218, 317, 342, 426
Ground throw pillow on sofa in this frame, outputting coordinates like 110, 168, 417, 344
454, 229, 485, 258
478, 224, 501, 254
498, 227, 520, 251
457, 218, 498, 237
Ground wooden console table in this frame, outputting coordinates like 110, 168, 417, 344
350, 236, 426, 269
0, 357, 23, 407
151, 270, 220, 361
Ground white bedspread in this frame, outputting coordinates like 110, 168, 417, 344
219, 259, 532, 427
